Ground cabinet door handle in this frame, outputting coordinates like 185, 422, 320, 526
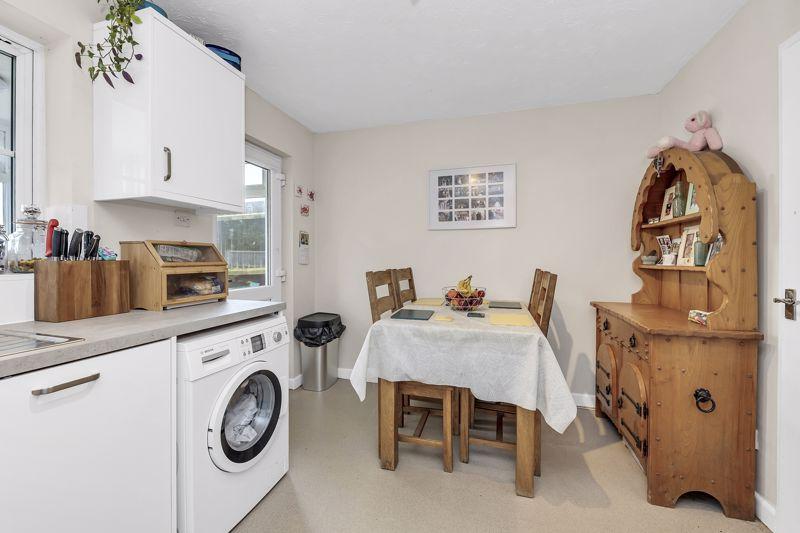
163, 146, 172, 181
31, 373, 100, 396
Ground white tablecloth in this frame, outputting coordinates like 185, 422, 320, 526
349, 304, 577, 433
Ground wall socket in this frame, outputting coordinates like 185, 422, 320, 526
174, 210, 194, 228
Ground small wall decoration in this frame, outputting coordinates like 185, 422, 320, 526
300, 204, 310, 217
428, 164, 516, 230
677, 225, 701, 266
295, 185, 304, 198
306, 189, 316, 202
298, 231, 310, 265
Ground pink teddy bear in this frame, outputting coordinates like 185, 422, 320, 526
647, 111, 723, 158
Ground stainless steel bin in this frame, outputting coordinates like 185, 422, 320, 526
300, 337, 339, 391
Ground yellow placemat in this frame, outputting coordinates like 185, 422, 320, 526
489, 313, 534, 327
414, 298, 444, 306
432, 313, 454, 322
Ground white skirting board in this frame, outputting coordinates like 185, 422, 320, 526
755, 492, 776, 532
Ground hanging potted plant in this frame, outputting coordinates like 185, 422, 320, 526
75, 0, 152, 88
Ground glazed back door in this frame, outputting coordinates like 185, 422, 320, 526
778, 32, 800, 533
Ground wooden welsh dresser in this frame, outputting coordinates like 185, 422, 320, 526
592, 148, 762, 520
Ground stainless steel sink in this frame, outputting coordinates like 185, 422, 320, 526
0, 330, 83, 358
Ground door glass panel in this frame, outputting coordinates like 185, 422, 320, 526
223, 372, 276, 451
0, 51, 13, 230
216, 162, 270, 289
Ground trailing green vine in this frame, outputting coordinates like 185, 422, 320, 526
75, 0, 144, 88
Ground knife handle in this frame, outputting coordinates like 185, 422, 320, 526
82, 231, 94, 260
59, 229, 69, 260
67, 229, 83, 260
87, 235, 101, 259
51, 229, 62, 261
45, 219, 59, 258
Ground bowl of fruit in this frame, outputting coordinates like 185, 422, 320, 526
443, 275, 486, 311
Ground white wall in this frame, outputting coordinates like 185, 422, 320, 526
314, 96, 656, 398
656, 0, 800, 518
0, 0, 315, 377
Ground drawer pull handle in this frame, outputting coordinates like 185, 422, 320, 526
628, 334, 637, 348
31, 373, 100, 396
596, 360, 611, 379
163, 146, 172, 181
602, 319, 609, 331
202, 349, 230, 364
694, 388, 716, 413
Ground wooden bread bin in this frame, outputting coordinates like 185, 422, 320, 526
120, 240, 228, 311
34, 260, 131, 322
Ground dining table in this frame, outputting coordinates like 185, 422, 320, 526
349, 299, 577, 497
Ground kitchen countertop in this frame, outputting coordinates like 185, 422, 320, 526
0, 300, 286, 379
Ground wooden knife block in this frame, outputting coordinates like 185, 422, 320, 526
34, 261, 131, 322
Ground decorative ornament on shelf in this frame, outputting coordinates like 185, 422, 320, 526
306, 189, 316, 202
75, 0, 147, 88
300, 204, 310, 217
295, 185, 304, 198
646, 111, 723, 159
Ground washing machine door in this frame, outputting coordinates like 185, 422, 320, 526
208, 361, 283, 473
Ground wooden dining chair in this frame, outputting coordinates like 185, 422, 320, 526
391, 267, 417, 308
464, 268, 558, 476
365, 269, 455, 472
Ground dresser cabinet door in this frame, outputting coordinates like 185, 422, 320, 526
0, 341, 174, 532
595, 342, 618, 419
618, 361, 649, 466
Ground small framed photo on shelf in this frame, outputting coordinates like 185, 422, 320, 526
656, 235, 672, 256
677, 225, 701, 266
686, 183, 700, 215
706, 233, 724, 264
661, 185, 677, 221
648, 217, 661, 225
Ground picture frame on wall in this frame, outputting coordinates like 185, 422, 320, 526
686, 182, 700, 215
661, 185, 677, 221
428, 164, 516, 230
677, 225, 701, 266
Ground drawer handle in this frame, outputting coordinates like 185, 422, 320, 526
596, 360, 611, 379
163, 146, 172, 181
602, 319, 609, 331
202, 349, 230, 364
694, 388, 716, 413
31, 373, 100, 396
628, 334, 637, 348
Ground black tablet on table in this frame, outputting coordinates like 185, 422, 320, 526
391, 309, 435, 321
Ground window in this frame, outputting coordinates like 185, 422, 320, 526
216, 143, 283, 301
0, 29, 39, 232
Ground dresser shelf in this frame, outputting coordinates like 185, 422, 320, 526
637, 264, 706, 272
641, 212, 702, 229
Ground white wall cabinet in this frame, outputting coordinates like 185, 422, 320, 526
0, 340, 175, 532
93, 8, 245, 213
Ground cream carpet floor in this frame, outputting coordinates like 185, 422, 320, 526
234, 380, 769, 533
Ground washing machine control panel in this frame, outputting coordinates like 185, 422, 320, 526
237, 325, 289, 359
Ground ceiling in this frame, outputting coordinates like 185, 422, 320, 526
156, 0, 747, 133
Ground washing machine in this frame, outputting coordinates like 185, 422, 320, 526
177, 315, 289, 533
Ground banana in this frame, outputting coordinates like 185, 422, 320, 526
457, 275, 473, 296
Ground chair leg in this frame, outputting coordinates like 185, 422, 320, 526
452, 388, 460, 436
469, 391, 476, 428
397, 393, 404, 428
534, 410, 541, 477
459, 388, 470, 463
442, 388, 453, 473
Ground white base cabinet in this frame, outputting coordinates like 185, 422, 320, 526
0, 340, 175, 533
93, 8, 245, 213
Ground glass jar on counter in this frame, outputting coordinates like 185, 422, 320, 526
6, 205, 47, 273
0, 224, 8, 273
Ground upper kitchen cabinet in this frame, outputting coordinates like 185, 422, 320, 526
93, 8, 245, 213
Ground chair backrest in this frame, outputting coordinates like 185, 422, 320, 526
366, 269, 399, 323
528, 268, 558, 336
391, 267, 417, 308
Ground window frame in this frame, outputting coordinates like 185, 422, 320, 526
216, 142, 283, 302
0, 24, 45, 232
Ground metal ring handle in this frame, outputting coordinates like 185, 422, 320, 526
693, 388, 716, 413
31, 373, 100, 396
163, 146, 172, 181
